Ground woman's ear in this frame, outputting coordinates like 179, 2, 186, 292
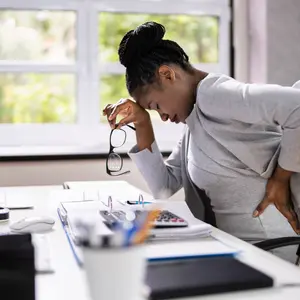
158, 65, 176, 83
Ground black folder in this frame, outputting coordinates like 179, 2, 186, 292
146, 256, 273, 299
0, 234, 35, 300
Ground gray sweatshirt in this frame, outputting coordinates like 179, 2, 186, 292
128, 73, 300, 245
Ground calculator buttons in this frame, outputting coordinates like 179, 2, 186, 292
99, 209, 188, 229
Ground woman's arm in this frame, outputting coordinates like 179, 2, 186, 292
104, 99, 183, 199
129, 138, 183, 199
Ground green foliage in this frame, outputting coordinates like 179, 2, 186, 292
99, 13, 218, 64
0, 10, 75, 123
0, 10, 218, 123
0, 74, 75, 123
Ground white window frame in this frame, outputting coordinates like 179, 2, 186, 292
0, 0, 230, 156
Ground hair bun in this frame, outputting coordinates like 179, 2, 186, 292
118, 22, 165, 68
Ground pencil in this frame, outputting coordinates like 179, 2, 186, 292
133, 209, 160, 245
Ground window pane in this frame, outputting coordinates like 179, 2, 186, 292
100, 74, 128, 123
100, 74, 159, 122
0, 10, 76, 62
99, 13, 219, 64
0, 74, 75, 123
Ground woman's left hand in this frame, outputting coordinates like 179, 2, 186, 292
253, 177, 300, 234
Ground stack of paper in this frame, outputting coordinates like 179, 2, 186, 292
149, 224, 212, 241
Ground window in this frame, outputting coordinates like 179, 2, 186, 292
0, 0, 230, 156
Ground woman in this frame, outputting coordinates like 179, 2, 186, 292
103, 22, 300, 262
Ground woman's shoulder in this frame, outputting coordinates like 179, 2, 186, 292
196, 73, 243, 109
197, 73, 238, 95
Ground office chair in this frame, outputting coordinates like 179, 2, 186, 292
253, 237, 300, 266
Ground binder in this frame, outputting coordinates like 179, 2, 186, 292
57, 207, 239, 267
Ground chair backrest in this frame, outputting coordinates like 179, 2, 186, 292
292, 80, 300, 89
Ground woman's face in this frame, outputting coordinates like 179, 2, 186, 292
133, 65, 196, 123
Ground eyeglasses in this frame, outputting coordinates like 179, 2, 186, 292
106, 124, 136, 176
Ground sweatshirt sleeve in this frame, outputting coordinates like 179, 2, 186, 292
128, 139, 183, 199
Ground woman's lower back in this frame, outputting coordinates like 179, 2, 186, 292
189, 163, 298, 262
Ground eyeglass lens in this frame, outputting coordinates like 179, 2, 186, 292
111, 129, 126, 148
107, 153, 122, 172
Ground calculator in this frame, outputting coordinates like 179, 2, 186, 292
99, 210, 188, 229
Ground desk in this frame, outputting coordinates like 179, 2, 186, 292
1, 182, 300, 300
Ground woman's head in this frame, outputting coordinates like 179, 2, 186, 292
118, 22, 205, 123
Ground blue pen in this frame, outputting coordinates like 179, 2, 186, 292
126, 201, 152, 205
123, 223, 139, 246
123, 211, 149, 246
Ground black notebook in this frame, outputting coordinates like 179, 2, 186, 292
146, 256, 273, 300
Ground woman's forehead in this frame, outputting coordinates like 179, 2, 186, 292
133, 88, 151, 106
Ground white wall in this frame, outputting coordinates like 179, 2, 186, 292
0, 158, 143, 187
0, 158, 185, 200
235, 0, 300, 85
267, 0, 300, 85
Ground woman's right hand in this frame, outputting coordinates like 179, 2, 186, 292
102, 98, 150, 129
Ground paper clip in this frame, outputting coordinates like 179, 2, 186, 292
139, 194, 144, 208
108, 196, 113, 212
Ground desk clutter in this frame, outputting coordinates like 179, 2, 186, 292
0, 183, 278, 300
54, 189, 275, 300
56, 193, 263, 300
56, 193, 239, 265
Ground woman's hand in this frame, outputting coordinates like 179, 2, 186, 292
253, 176, 300, 234
103, 98, 150, 129
103, 98, 155, 151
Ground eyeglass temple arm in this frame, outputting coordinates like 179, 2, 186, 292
126, 124, 136, 131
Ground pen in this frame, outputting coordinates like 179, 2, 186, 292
133, 210, 161, 245
122, 210, 149, 246
126, 201, 152, 205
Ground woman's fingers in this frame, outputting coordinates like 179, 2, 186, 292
276, 204, 300, 234
103, 98, 149, 129
115, 115, 135, 129
108, 101, 133, 129
102, 100, 132, 129
109, 101, 131, 121
103, 104, 115, 128
103, 104, 113, 116
253, 196, 270, 217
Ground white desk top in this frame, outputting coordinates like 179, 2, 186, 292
1, 182, 300, 300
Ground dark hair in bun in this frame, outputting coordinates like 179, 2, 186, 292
118, 21, 191, 95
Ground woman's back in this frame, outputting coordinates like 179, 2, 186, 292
188, 73, 283, 178
186, 74, 298, 261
